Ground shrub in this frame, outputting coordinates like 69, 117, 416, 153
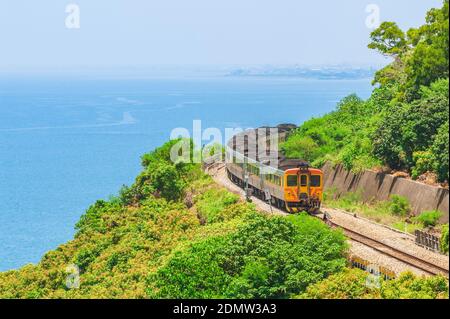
74, 246, 104, 273
411, 151, 433, 180
388, 195, 410, 216
441, 224, 449, 254
147, 162, 185, 201
298, 268, 376, 299
300, 269, 449, 299
195, 189, 240, 223
339, 191, 363, 205
281, 135, 321, 162
380, 272, 449, 299
141, 138, 188, 167
431, 121, 449, 182
149, 213, 347, 299
414, 210, 443, 228
75, 200, 124, 236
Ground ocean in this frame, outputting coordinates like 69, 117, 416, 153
0, 76, 372, 271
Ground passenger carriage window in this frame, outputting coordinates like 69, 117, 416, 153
311, 175, 321, 187
300, 175, 307, 186
266, 174, 281, 186
274, 175, 280, 186
287, 175, 298, 187
251, 165, 258, 175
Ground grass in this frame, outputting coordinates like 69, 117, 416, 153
391, 222, 424, 234
323, 188, 425, 234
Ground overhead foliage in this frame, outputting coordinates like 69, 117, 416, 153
368, 22, 408, 57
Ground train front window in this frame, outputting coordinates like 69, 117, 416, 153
311, 175, 321, 187
287, 175, 298, 187
300, 175, 307, 186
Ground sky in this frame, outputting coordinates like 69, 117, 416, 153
0, 0, 444, 72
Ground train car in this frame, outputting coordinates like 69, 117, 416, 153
283, 164, 323, 213
225, 140, 324, 214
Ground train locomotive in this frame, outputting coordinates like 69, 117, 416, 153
225, 126, 323, 214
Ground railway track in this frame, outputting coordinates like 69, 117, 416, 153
203, 146, 449, 279
326, 218, 449, 278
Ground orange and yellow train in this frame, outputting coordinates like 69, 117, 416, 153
226, 148, 323, 214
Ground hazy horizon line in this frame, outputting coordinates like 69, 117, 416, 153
0, 63, 386, 79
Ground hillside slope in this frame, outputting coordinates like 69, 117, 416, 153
0, 140, 448, 299
0, 140, 349, 298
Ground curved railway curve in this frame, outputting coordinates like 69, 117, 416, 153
207, 126, 450, 279
325, 218, 449, 277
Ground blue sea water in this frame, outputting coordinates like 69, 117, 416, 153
0, 76, 372, 271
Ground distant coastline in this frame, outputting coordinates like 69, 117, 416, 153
226, 65, 377, 80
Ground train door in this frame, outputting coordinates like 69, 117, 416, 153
298, 173, 310, 200
284, 172, 309, 199
284, 170, 310, 212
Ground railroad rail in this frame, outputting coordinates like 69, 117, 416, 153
208, 161, 449, 278
203, 128, 450, 279
324, 217, 449, 278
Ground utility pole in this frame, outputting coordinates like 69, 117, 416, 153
244, 173, 250, 202
265, 189, 273, 214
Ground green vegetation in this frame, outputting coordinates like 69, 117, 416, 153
1, 2, 448, 300
149, 213, 347, 298
194, 189, 240, 224
388, 195, 411, 217
414, 210, 443, 227
0, 139, 446, 299
299, 269, 448, 299
441, 224, 449, 254
282, 1, 449, 183
324, 189, 438, 234
0, 140, 349, 299
1, 139, 444, 299
324, 189, 447, 236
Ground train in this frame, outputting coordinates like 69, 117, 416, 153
225, 126, 323, 214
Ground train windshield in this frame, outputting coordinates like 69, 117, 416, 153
300, 175, 307, 186
286, 175, 298, 187
311, 175, 321, 187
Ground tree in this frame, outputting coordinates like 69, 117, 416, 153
368, 22, 407, 57
147, 162, 185, 201
405, 0, 449, 98
372, 79, 449, 171
431, 121, 449, 182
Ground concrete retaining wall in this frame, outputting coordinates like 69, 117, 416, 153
322, 163, 449, 223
